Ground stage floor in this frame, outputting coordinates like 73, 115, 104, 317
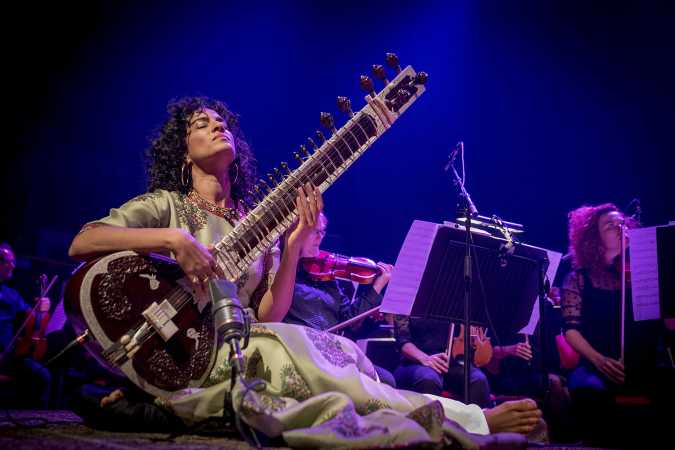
1, 410, 608, 449
0, 410, 279, 450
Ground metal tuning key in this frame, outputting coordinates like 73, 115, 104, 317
315, 130, 326, 143
267, 172, 279, 186
307, 138, 319, 151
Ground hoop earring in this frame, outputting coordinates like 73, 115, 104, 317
231, 162, 239, 186
181, 162, 191, 189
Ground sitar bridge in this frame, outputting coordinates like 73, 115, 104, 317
102, 303, 176, 367
142, 300, 178, 341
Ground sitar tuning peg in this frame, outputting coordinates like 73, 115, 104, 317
385, 52, 401, 74
412, 71, 428, 86
300, 144, 311, 156
273, 167, 284, 181
359, 75, 376, 98
293, 151, 304, 164
259, 179, 273, 193
320, 112, 338, 134
243, 193, 257, 209
267, 172, 279, 186
249, 188, 263, 202
315, 130, 326, 143
307, 138, 319, 151
280, 161, 292, 174
337, 96, 354, 117
372, 64, 389, 84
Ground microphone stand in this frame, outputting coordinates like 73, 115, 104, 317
209, 279, 263, 449
445, 142, 478, 404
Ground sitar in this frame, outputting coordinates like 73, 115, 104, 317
64, 54, 427, 397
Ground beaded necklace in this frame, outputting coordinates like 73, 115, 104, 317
186, 190, 241, 222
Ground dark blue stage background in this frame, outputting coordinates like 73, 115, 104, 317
4, 1, 674, 287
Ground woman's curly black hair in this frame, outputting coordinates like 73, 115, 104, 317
145, 96, 256, 207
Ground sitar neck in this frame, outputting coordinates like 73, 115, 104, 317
213, 64, 427, 282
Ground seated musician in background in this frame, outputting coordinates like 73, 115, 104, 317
394, 316, 546, 405
484, 336, 536, 396
281, 212, 397, 386
393, 315, 494, 408
0, 243, 52, 409
561, 203, 672, 446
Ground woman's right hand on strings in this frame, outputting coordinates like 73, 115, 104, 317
420, 352, 449, 374
168, 228, 218, 287
286, 182, 324, 253
593, 354, 625, 384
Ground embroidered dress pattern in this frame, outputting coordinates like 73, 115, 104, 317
319, 406, 386, 438
279, 364, 312, 401
406, 400, 445, 439
304, 327, 356, 368
359, 398, 390, 415
177, 194, 209, 233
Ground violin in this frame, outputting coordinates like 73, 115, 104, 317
13, 274, 55, 361
303, 250, 382, 285
446, 323, 493, 368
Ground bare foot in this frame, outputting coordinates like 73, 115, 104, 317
484, 399, 542, 435
100, 389, 125, 407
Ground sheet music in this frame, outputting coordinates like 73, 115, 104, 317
380, 220, 439, 315
518, 248, 562, 335
627, 226, 661, 321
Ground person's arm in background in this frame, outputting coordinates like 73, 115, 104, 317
395, 314, 449, 374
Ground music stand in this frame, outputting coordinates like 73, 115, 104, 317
381, 220, 556, 404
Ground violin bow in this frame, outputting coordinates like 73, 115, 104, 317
326, 306, 381, 333
40, 274, 59, 298
445, 322, 456, 360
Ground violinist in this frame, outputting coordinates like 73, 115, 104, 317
393, 314, 494, 407
281, 212, 397, 386
561, 203, 671, 446
0, 243, 51, 409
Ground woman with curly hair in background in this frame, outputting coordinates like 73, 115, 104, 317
561, 203, 670, 447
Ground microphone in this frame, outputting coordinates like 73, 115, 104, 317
624, 198, 642, 222
209, 279, 247, 372
463, 190, 479, 217
443, 141, 463, 172
633, 199, 642, 222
